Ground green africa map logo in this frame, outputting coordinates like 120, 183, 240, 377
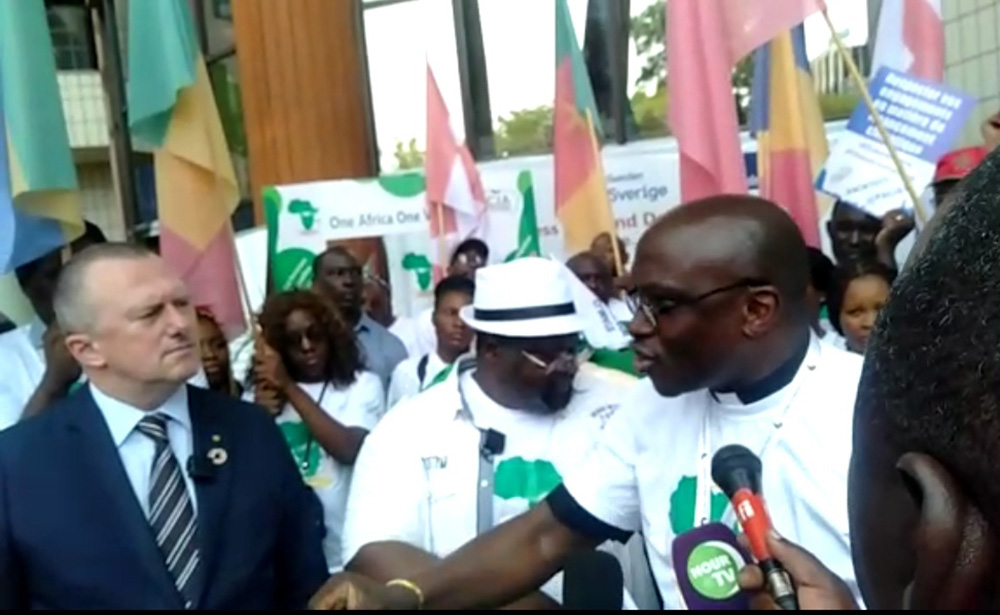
494, 457, 562, 507
288, 199, 319, 232
399, 169, 541, 292
670, 475, 732, 534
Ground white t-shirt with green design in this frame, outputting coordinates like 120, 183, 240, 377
274, 372, 385, 572
341, 363, 649, 606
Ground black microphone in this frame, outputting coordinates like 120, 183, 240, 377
187, 454, 216, 483
711, 444, 797, 610
562, 551, 623, 610
479, 428, 505, 457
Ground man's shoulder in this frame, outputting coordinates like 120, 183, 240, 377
391, 355, 420, 378
187, 386, 275, 433
0, 388, 90, 458
811, 343, 865, 397
372, 377, 459, 438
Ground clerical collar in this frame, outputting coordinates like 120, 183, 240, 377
714, 332, 811, 405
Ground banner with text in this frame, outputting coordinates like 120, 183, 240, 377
266, 130, 857, 319
817, 67, 975, 217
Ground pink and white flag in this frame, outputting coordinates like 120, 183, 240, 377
871, 0, 943, 82
667, 0, 825, 202
425, 62, 487, 280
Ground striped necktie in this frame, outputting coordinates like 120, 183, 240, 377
136, 415, 200, 609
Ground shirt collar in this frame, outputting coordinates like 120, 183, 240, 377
90, 383, 191, 448
355, 313, 375, 334
711, 331, 822, 409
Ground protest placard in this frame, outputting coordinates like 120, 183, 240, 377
817, 67, 975, 218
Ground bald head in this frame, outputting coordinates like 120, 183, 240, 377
566, 251, 614, 302
637, 195, 810, 315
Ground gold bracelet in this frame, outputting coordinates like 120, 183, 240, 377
385, 578, 425, 609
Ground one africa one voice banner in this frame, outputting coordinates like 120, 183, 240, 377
266, 128, 858, 321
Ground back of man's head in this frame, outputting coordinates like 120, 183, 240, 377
853, 148, 1000, 609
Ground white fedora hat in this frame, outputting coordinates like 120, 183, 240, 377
460, 257, 584, 338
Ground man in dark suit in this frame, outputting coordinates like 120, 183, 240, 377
0, 243, 329, 609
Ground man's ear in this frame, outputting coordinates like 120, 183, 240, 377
65, 332, 106, 370
742, 287, 779, 339
897, 452, 998, 609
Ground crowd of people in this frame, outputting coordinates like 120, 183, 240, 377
0, 138, 995, 609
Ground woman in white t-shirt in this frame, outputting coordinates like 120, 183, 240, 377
251, 290, 386, 573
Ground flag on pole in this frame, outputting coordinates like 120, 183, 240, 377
553, 0, 617, 257
871, 0, 943, 82
127, 0, 245, 338
667, 0, 825, 202
425, 61, 486, 279
0, 0, 82, 273
504, 171, 541, 262
750, 26, 828, 247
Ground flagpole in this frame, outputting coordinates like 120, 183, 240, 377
91, 0, 140, 242
821, 10, 928, 226
435, 200, 447, 274
586, 110, 624, 277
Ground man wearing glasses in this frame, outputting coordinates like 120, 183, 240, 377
310, 195, 862, 610
339, 257, 655, 609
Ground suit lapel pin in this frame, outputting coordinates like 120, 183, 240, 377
208, 446, 227, 466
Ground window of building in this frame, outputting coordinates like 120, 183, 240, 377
475, 0, 592, 158
362, 0, 463, 172
46, 3, 98, 71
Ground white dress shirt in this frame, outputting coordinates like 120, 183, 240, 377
0, 321, 45, 431
90, 383, 198, 515
386, 351, 449, 409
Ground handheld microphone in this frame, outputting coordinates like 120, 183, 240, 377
671, 523, 750, 609
711, 444, 797, 610
187, 454, 216, 483
562, 551, 623, 610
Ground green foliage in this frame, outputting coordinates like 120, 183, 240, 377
494, 106, 554, 157
393, 138, 425, 170
818, 92, 861, 120
630, 87, 668, 137
630, 1, 666, 89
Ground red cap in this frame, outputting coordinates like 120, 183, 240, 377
934, 147, 987, 183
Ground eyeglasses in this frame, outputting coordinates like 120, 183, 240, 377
631, 278, 771, 326
454, 253, 486, 268
282, 326, 324, 348
521, 349, 587, 374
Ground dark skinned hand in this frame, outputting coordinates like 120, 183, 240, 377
737, 532, 858, 610
309, 572, 421, 610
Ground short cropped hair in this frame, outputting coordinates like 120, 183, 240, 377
311, 245, 358, 279
434, 275, 475, 310
451, 238, 489, 265
858, 147, 1000, 528
53, 242, 155, 333
806, 247, 835, 295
